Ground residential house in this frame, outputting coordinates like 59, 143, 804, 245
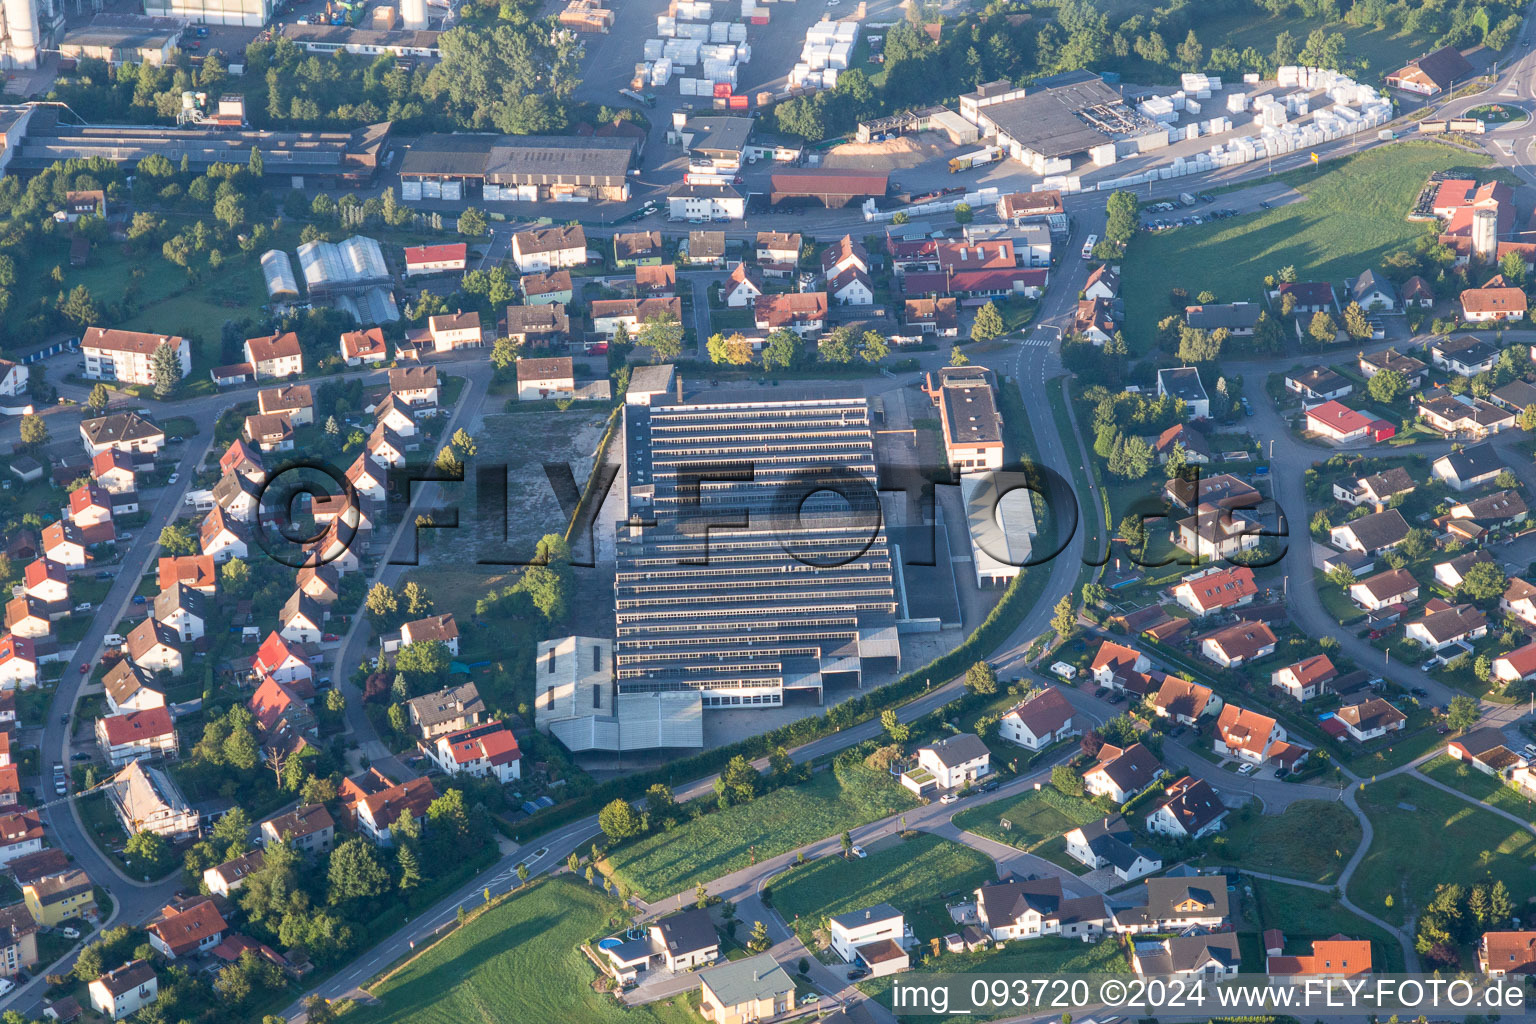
199, 505, 247, 564
1461, 286, 1527, 322
827, 904, 907, 967
42, 520, 101, 567
1277, 281, 1336, 313
68, 483, 113, 531
1417, 394, 1515, 438
260, 803, 335, 855
82, 328, 191, 387
211, 472, 261, 524
1501, 577, 1536, 627
1175, 503, 1262, 561
1149, 677, 1220, 726
820, 235, 869, 278
1285, 366, 1353, 402
104, 761, 199, 839
930, 367, 1004, 474
422, 720, 521, 782
1405, 598, 1488, 650
366, 422, 407, 468
1271, 654, 1337, 701
648, 907, 721, 972
1144, 776, 1228, 839
521, 269, 573, 306
754, 292, 828, 336
1214, 705, 1286, 763
23, 558, 69, 607
828, 266, 875, 306
1350, 269, 1396, 311
297, 564, 341, 608
722, 262, 763, 307
0, 358, 26, 401
686, 230, 726, 266
909, 733, 989, 791
996, 189, 1068, 233
997, 687, 1075, 751
515, 357, 576, 402
339, 327, 388, 366
157, 554, 217, 595
1132, 933, 1241, 977
1075, 297, 1115, 344
146, 898, 226, 959
1432, 335, 1501, 376
1447, 727, 1523, 772
1305, 401, 1391, 443
1083, 263, 1119, 301
427, 311, 484, 352
1333, 466, 1416, 509
242, 412, 293, 452
1090, 641, 1150, 687
1491, 378, 1536, 413
1112, 877, 1230, 934
511, 225, 587, 273
126, 618, 181, 677
903, 297, 959, 337
612, 230, 664, 268
1449, 489, 1529, 528
1335, 698, 1407, 742
1266, 937, 1374, 981
1386, 44, 1474, 94
1083, 742, 1163, 804
337, 767, 437, 846
754, 231, 800, 275
89, 961, 158, 1020
0, 635, 38, 689
0, 812, 43, 866
400, 613, 459, 656
203, 849, 265, 897
103, 661, 165, 715
1185, 302, 1261, 335
389, 366, 439, 408
0, 903, 38, 971
252, 632, 314, 687
91, 449, 139, 502
1329, 509, 1410, 555
1348, 568, 1421, 612
1401, 275, 1434, 307
95, 707, 178, 767
249, 677, 318, 756
1431, 443, 1503, 491
974, 877, 1110, 941
1172, 565, 1257, 617
79, 412, 165, 457
636, 264, 681, 299
345, 453, 388, 504
1480, 931, 1536, 975
698, 954, 793, 1024
5, 597, 51, 640
243, 332, 303, 380
153, 583, 205, 643
1435, 549, 1496, 590
1155, 423, 1212, 465
590, 297, 682, 340
404, 682, 485, 740
1063, 817, 1161, 882
1156, 367, 1209, 419
278, 590, 325, 646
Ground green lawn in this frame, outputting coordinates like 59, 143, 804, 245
859, 936, 1130, 1023
771, 833, 995, 950
950, 785, 1103, 853
1348, 774, 1536, 927
1202, 800, 1357, 884
1419, 753, 1536, 824
603, 763, 918, 901
1120, 143, 1490, 350
351, 878, 699, 1024
1245, 877, 1405, 974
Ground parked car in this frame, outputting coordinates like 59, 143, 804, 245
1237, 763, 1256, 775
1093, 686, 1109, 698
849, 844, 867, 859
847, 968, 869, 980
70, 752, 91, 761
940, 793, 956, 804
132, 595, 146, 604
322, 633, 340, 642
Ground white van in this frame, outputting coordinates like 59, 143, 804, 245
1080, 234, 1098, 259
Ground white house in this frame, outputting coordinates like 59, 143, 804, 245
243, 332, 304, 380
1063, 817, 1161, 882
997, 688, 1075, 751
89, 961, 158, 1020
511, 225, 587, 273
421, 721, 521, 783
1270, 654, 1336, 702
905, 733, 989, 792
82, 328, 191, 387
1334, 698, 1407, 742
1156, 367, 1209, 420
1214, 705, 1285, 764
828, 903, 907, 965
1143, 776, 1228, 839
974, 878, 1109, 942
723, 262, 763, 307
1083, 743, 1163, 804
515, 357, 576, 402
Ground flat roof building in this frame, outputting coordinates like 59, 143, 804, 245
400, 134, 637, 202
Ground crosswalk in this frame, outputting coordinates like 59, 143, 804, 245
1020, 335, 1054, 348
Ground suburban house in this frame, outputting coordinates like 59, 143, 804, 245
1417, 394, 1515, 438
82, 328, 191, 387
974, 877, 1110, 941
590, 297, 683, 339
203, 849, 265, 897
1083, 263, 1119, 300
828, 266, 875, 305
154, 584, 205, 643
1348, 568, 1420, 612
104, 761, 200, 839
697, 954, 793, 1024
1276, 281, 1336, 312
1063, 816, 1162, 882
613, 230, 665, 267
403, 242, 467, 277
126, 618, 183, 677
398, 613, 460, 657
94, 707, 178, 767
1149, 677, 1220, 726
686, 230, 727, 266
1461, 286, 1527, 322
1304, 401, 1393, 443
1090, 641, 1149, 687
1480, 931, 1536, 975
1131, 933, 1241, 978
1199, 620, 1277, 668
1333, 466, 1415, 509
243, 332, 303, 380
1144, 776, 1228, 839
103, 661, 165, 715
252, 632, 313, 687
258, 384, 313, 427
754, 231, 800, 274
1431, 443, 1503, 491
79, 412, 165, 457
146, 898, 226, 959
1284, 366, 1353, 402
23, 559, 69, 607
1075, 297, 1115, 344
21, 870, 94, 928
1404, 598, 1488, 650
1112, 877, 1230, 934
89, 961, 158, 1020
405, 682, 485, 740
601, 907, 722, 984
997, 687, 1075, 751
1172, 565, 1257, 617
754, 292, 828, 336
1494, 641, 1536, 687
1491, 378, 1536, 412
421, 721, 521, 782
1215, 705, 1286, 764
502, 305, 572, 349
1185, 301, 1260, 335
0, 636, 38, 689
903, 297, 959, 337
511, 225, 587, 273
515, 357, 576, 402
260, 803, 335, 855
91, 449, 139, 499
1334, 698, 1407, 742
200, 506, 248, 564
1386, 44, 1473, 94
1329, 509, 1410, 555
340, 327, 388, 365
722, 262, 763, 306
337, 767, 437, 846
1154, 423, 1212, 465
1502, 578, 1536, 626
1446, 728, 1523, 774
0, 812, 43, 867
828, 904, 910, 974
521, 270, 574, 306
903, 734, 989, 793
1271, 654, 1337, 702
1435, 549, 1496, 590
389, 366, 439, 408
1350, 268, 1396, 311
1083, 742, 1163, 804
1432, 335, 1501, 376
427, 311, 484, 351
1156, 366, 1209, 419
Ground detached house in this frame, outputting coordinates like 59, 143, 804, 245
1359, 347, 1427, 385
974, 877, 1109, 942
1335, 698, 1407, 742
203, 849, 265, 897
1063, 817, 1161, 882
23, 559, 69, 607
79, 412, 164, 457
103, 661, 165, 715
1333, 466, 1416, 509
723, 262, 763, 307
1083, 742, 1163, 804
278, 591, 325, 645
1329, 509, 1410, 555
252, 632, 313, 688
340, 327, 388, 366
1480, 931, 1536, 975
1285, 366, 1352, 402
1271, 654, 1336, 701
1461, 286, 1527, 322
1144, 776, 1228, 839
512, 225, 587, 274
126, 618, 182, 677
422, 721, 521, 782
1405, 598, 1487, 650
1090, 641, 1149, 687
1149, 677, 1220, 726
243, 332, 303, 380
147, 898, 226, 959
1348, 568, 1420, 612
1215, 705, 1286, 764
260, 803, 335, 855
95, 707, 178, 767
1113, 878, 1230, 935
1431, 443, 1503, 491
755, 231, 800, 274
905, 733, 989, 793
827, 904, 908, 974
1199, 620, 1277, 669
405, 682, 485, 740
399, 613, 459, 656
1133, 933, 1241, 978
754, 292, 828, 336
521, 269, 573, 306
338, 767, 437, 846
152, 583, 205, 642
698, 954, 793, 1024
0, 635, 39, 689
199, 505, 247, 564
1501, 578, 1536, 627
515, 357, 576, 403
997, 687, 1075, 751
89, 961, 158, 1021
1172, 565, 1257, 617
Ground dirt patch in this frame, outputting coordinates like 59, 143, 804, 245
822, 132, 951, 171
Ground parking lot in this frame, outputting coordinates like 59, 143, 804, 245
1141, 182, 1307, 233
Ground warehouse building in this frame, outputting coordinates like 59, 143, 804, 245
59, 14, 187, 66
399, 134, 638, 203
278, 24, 442, 58
0, 105, 389, 184
770, 170, 888, 208
144, 0, 272, 26
960, 71, 1142, 174
533, 636, 703, 752
613, 395, 901, 709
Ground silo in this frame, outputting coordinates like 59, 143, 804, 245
1473, 207, 1498, 262
401, 0, 427, 31
0, 0, 40, 70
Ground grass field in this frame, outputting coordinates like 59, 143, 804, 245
1203, 800, 1358, 884
859, 936, 1130, 1023
1419, 754, 1536, 824
353, 878, 698, 1024
950, 785, 1103, 852
1120, 143, 1491, 350
1348, 774, 1536, 927
603, 763, 918, 901
1245, 877, 1405, 974
771, 833, 996, 950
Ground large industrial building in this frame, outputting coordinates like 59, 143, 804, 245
960, 71, 1146, 174
278, 23, 441, 58
0, 104, 390, 184
59, 14, 186, 66
143, 0, 271, 28
399, 134, 638, 203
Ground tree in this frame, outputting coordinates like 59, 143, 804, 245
599, 798, 642, 842
748, 920, 771, 953
158, 522, 197, 557
150, 341, 183, 398
1446, 695, 1480, 733
1324, 565, 1357, 590
397, 841, 422, 891
212, 807, 253, 859
1342, 302, 1372, 340
881, 708, 910, 744
859, 330, 889, 363
328, 837, 391, 905
964, 661, 998, 695
396, 639, 451, 685
1104, 191, 1139, 245
1458, 560, 1508, 602
457, 207, 487, 237
1367, 368, 1409, 404
365, 582, 398, 621
1500, 248, 1527, 284
638, 312, 684, 361
819, 325, 856, 363
1051, 763, 1083, 797
218, 556, 250, 598
949, 347, 970, 366
1400, 527, 1434, 560
762, 328, 802, 371
1308, 311, 1337, 345
971, 301, 1005, 343
401, 580, 434, 617
387, 703, 408, 735
645, 783, 676, 822
124, 830, 170, 876
953, 202, 973, 225
722, 755, 760, 803
302, 774, 337, 806
1051, 594, 1077, 639
768, 746, 793, 776
18, 415, 48, 448
707, 332, 752, 365
1176, 28, 1203, 70
491, 336, 517, 375
1522, 404, 1536, 433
